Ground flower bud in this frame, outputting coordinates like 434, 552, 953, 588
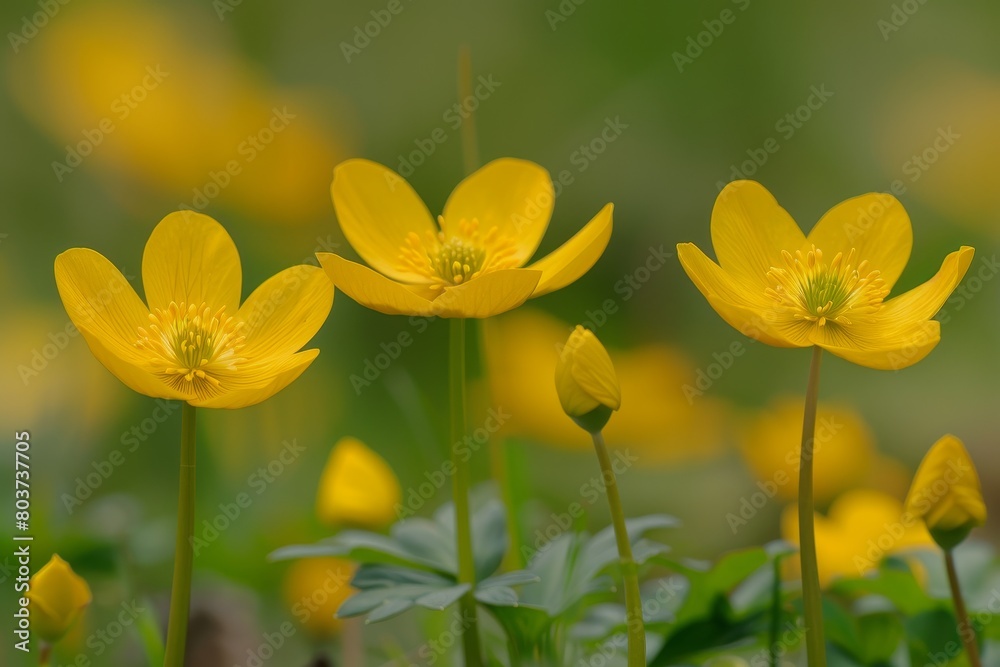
27, 554, 92, 644
904, 434, 986, 550
316, 437, 401, 529
282, 557, 355, 638
555, 326, 621, 433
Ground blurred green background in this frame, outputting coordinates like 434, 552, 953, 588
2, 0, 999, 664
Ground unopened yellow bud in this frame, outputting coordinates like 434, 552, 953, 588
27, 555, 92, 644
555, 326, 621, 433
316, 437, 402, 529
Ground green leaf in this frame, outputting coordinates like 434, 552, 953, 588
479, 570, 541, 589
367, 598, 416, 623
416, 584, 471, 610
475, 585, 520, 607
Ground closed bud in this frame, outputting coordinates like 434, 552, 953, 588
27, 554, 92, 644
555, 326, 621, 433
904, 434, 986, 550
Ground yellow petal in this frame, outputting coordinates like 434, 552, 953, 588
55, 248, 192, 400
142, 211, 242, 312
814, 319, 940, 370
316, 437, 402, 529
805, 193, 913, 291
528, 203, 613, 297
441, 158, 554, 266
191, 349, 319, 409
676, 243, 801, 347
435, 269, 541, 318
282, 558, 355, 638
331, 159, 438, 283
237, 264, 334, 360
568, 327, 621, 411
317, 253, 437, 316
711, 180, 807, 289
880, 246, 974, 322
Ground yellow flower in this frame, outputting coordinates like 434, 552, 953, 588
904, 434, 986, 550
316, 437, 402, 529
782, 489, 933, 587
282, 557, 355, 639
485, 309, 730, 462
740, 398, 878, 505
27, 555, 92, 644
317, 158, 613, 318
555, 326, 621, 433
54, 211, 333, 409
677, 181, 974, 370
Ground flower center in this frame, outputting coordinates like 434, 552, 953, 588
397, 217, 520, 288
765, 246, 888, 327
135, 301, 246, 399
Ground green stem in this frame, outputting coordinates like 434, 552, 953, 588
450, 318, 483, 667
39, 642, 51, 667
591, 431, 645, 667
798, 346, 826, 667
769, 557, 781, 667
164, 402, 196, 667
945, 549, 982, 667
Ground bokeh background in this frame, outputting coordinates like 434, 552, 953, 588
2, 0, 999, 664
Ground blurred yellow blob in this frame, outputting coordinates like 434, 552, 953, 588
7, 2, 350, 225
876, 63, 1000, 231
782, 489, 933, 587
740, 398, 880, 505
555, 325, 621, 433
282, 557, 356, 639
316, 437, 402, 529
904, 434, 986, 550
486, 309, 730, 464
27, 554, 92, 644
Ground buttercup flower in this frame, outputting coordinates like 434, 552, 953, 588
316, 437, 401, 529
677, 181, 974, 369
781, 490, 933, 587
54, 211, 333, 409
555, 325, 621, 433
904, 434, 986, 550
317, 158, 613, 318
28, 555, 92, 644
282, 557, 356, 638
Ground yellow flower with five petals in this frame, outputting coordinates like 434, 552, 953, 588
317, 158, 613, 318
54, 211, 333, 409
677, 181, 974, 369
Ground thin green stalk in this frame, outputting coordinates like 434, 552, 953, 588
450, 318, 483, 667
798, 346, 825, 667
769, 557, 781, 667
591, 431, 645, 667
164, 402, 196, 667
39, 643, 51, 667
945, 549, 981, 667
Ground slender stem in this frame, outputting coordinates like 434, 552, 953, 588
591, 431, 645, 667
449, 318, 483, 667
39, 643, 51, 667
457, 45, 480, 176
164, 402, 197, 667
341, 618, 363, 667
769, 557, 781, 667
945, 549, 982, 667
798, 346, 826, 667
